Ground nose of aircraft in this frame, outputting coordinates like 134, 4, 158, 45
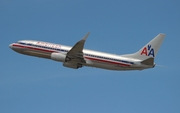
9, 44, 13, 49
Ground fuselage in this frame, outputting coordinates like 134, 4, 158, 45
9, 40, 152, 70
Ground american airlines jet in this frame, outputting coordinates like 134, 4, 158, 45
9, 33, 165, 71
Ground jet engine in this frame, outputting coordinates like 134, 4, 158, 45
51, 52, 66, 62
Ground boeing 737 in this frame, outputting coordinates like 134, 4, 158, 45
9, 33, 165, 71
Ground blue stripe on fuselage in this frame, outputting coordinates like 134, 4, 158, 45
16, 42, 134, 65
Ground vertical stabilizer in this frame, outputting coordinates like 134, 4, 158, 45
121, 33, 165, 61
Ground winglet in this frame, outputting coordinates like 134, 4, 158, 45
82, 32, 90, 41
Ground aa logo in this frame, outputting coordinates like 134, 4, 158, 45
141, 45, 155, 57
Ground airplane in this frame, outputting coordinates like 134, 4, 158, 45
9, 32, 165, 71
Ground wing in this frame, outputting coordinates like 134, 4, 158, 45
63, 32, 90, 69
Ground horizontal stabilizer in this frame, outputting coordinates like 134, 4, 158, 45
141, 58, 154, 65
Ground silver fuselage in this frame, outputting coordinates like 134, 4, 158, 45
9, 40, 153, 70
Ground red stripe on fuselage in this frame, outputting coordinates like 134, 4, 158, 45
13, 43, 131, 67
12, 44, 56, 53
84, 57, 131, 67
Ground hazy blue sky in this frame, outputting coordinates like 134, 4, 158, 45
1, 0, 180, 113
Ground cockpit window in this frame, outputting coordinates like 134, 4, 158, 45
17, 42, 26, 44
17, 40, 31, 45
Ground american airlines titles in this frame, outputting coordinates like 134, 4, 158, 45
37, 42, 61, 49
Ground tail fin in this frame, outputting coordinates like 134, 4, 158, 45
122, 33, 165, 61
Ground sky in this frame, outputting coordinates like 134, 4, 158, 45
1, 0, 180, 113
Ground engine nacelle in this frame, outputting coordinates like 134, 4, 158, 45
51, 52, 66, 62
